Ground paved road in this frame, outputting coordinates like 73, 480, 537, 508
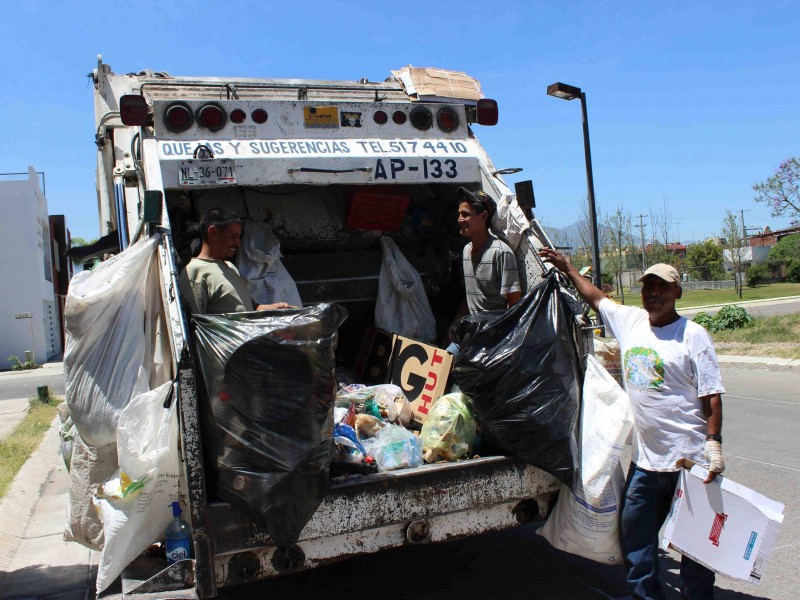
679, 296, 800, 320
218, 363, 800, 600
0, 365, 65, 401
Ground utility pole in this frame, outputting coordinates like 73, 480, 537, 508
635, 213, 647, 269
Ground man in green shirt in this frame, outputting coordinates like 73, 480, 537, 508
178, 208, 292, 314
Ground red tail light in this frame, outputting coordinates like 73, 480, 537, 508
476, 99, 498, 126
163, 102, 194, 133
251, 109, 268, 124
230, 109, 246, 124
197, 103, 226, 131
392, 110, 407, 125
436, 107, 459, 132
120, 95, 149, 126
409, 107, 433, 131
373, 110, 388, 125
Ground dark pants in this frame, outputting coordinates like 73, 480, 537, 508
620, 464, 715, 600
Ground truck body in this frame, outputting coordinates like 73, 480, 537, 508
85, 56, 585, 598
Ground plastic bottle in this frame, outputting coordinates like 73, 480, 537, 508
165, 501, 192, 565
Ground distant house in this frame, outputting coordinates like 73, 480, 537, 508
644, 241, 687, 259
747, 224, 800, 247
0, 167, 68, 368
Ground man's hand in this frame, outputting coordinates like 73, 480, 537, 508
703, 439, 725, 483
256, 302, 295, 311
538, 247, 572, 273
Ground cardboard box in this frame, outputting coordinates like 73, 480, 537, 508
356, 328, 453, 424
660, 463, 785, 584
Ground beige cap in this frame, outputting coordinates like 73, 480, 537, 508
638, 263, 680, 284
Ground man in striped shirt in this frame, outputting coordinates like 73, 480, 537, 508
454, 186, 521, 319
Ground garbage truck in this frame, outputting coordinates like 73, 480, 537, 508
65, 56, 591, 599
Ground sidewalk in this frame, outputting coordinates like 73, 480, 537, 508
0, 358, 97, 600
0, 353, 796, 600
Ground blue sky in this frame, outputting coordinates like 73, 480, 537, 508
1, 1, 797, 244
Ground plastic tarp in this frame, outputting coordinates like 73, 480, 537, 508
449, 271, 583, 488
192, 303, 347, 547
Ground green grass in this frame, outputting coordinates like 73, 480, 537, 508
711, 313, 800, 360
0, 396, 60, 499
619, 282, 800, 309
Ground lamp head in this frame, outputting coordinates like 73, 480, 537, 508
547, 82, 582, 100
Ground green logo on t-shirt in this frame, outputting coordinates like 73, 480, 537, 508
624, 347, 665, 391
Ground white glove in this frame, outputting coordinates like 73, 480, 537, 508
704, 440, 725, 474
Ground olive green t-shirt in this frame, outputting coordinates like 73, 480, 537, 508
178, 258, 254, 314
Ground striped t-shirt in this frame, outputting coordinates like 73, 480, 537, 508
462, 234, 521, 314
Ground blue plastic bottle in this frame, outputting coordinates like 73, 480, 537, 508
165, 501, 192, 565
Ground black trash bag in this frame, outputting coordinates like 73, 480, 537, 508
450, 272, 583, 488
192, 303, 348, 547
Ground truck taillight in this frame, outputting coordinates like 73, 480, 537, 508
164, 102, 194, 133
197, 103, 226, 132
230, 109, 246, 124
251, 109, 268, 124
436, 107, 459, 133
476, 99, 498, 126
409, 107, 432, 131
120, 95, 149, 126
373, 110, 388, 125
392, 110, 407, 125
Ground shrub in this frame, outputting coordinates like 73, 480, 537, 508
693, 312, 717, 332
713, 305, 754, 331
787, 260, 800, 283
746, 264, 769, 287
7, 355, 40, 371
601, 283, 614, 294
693, 306, 754, 332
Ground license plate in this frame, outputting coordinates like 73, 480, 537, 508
178, 159, 236, 186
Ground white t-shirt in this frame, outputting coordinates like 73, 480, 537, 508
598, 298, 725, 471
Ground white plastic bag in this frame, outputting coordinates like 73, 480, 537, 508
94, 381, 181, 594
237, 221, 302, 307
64, 236, 160, 447
537, 354, 633, 564
375, 236, 436, 343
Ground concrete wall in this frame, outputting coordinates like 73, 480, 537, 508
0, 168, 59, 369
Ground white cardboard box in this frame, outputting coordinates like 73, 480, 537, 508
660, 464, 785, 584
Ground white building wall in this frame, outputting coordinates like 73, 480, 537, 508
0, 167, 57, 369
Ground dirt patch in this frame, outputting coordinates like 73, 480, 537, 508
714, 341, 800, 360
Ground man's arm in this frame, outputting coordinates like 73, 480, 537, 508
255, 301, 295, 310
537, 248, 606, 312
701, 393, 724, 483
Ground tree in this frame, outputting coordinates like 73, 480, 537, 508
604, 206, 632, 303
685, 240, 725, 281
752, 157, 800, 223
767, 232, 800, 266
721, 210, 746, 298
70, 236, 95, 247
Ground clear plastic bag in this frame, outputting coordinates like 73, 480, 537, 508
192, 302, 347, 547
419, 392, 477, 463
361, 423, 423, 471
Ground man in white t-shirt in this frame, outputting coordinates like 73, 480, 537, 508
538, 248, 725, 600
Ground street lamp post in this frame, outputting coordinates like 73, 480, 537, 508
547, 82, 603, 296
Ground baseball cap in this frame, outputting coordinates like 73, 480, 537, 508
457, 187, 495, 217
638, 263, 680, 284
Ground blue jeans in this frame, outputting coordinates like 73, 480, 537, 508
620, 464, 715, 600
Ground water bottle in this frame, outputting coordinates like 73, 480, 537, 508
165, 501, 192, 565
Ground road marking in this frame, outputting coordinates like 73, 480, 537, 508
727, 454, 800, 473
726, 394, 798, 406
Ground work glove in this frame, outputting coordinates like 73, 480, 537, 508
704, 440, 725, 475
